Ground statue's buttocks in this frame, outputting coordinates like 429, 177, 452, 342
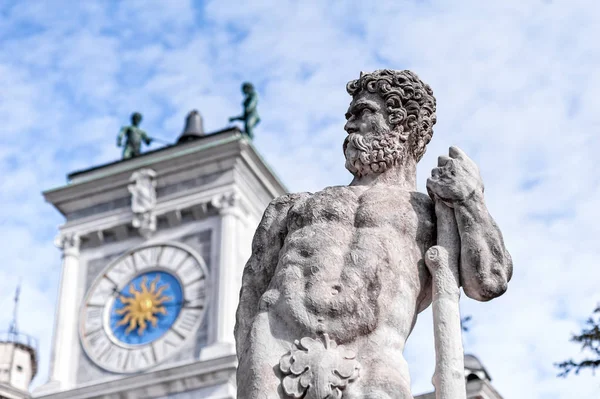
266, 186, 435, 345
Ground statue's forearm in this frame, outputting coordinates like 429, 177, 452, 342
454, 192, 513, 301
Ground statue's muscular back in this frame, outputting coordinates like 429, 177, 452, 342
244, 185, 436, 398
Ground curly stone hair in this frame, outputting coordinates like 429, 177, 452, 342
346, 69, 437, 161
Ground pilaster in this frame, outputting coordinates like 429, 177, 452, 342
47, 233, 81, 391
210, 192, 246, 347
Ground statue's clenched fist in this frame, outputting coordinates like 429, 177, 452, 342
426, 146, 484, 207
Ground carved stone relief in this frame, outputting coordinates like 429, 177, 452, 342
129, 168, 158, 238
279, 334, 360, 399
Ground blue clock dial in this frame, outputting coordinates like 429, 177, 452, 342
81, 243, 208, 373
109, 270, 183, 346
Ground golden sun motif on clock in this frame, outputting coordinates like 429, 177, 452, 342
80, 242, 209, 374
116, 275, 172, 336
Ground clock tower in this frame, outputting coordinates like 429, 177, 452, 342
34, 111, 286, 398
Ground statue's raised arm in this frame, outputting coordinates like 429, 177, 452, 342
425, 144, 513, 397
426, 145, 513, 301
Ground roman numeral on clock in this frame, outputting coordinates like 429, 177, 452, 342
160, 246, 189, 272
184, 280, 207, 308
98, 345, 129, 371
125, 347, 154, 372
87, 278, 117, 307
147, 245, 164, 265
152, 330, 185, 363
132, 245, 164, 270
172, 309, 203, 336
82, 305, 104, 333
86, 329, 111, 359
106, 255, 137, 283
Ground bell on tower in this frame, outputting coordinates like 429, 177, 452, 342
177, 109, 205, 143
0, 284, 38, 399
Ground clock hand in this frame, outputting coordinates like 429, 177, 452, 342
165, 299, 206, 307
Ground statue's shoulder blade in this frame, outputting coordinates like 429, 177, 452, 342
264, 192, 312, 220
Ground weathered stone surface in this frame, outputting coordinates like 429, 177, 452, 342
235, 70, 513, 398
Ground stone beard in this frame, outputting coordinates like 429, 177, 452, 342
235, 69, 513, 399
344, 127, 405, 177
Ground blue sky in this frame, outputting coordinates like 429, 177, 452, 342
1, 0, 599, 397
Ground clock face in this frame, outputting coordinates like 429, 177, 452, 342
80, 242, 209, 373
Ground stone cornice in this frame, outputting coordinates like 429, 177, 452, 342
55, 185, 255, 250
32, 355, 237, 399
42, 134, 286, 226
43, 134, 244, 215
0, 382, 31, 399
239, 139, 288, 198
67, 129, 240, 185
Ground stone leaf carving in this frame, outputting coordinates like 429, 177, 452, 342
210, 191, 239, 212
279, 334, 360, 399
54, 233, 80, 250
54, 233, 80, 256
128, 168, 157, 238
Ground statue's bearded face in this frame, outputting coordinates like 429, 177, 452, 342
343, 91, 406, 177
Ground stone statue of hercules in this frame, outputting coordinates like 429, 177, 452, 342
235, 69, 513, 399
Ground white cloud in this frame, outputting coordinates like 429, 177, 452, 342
0, 0, 598, 397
